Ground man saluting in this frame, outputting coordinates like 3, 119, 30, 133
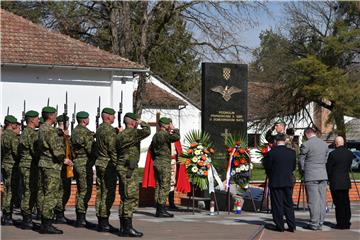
151, 117, 180, 217
116, 112, 150, 237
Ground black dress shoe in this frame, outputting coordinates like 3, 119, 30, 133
287, 227, 296, 232
265, 224, 284, 232
303, 224, 319, 230
335, 225, 350, 230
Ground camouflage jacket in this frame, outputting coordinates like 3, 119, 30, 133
18, 127, 39, 168
116, 122, 151, 168
95, 122, 117, 168
71, 124, 95, 166
150, 129, 180, 163
38, 123, 65, 170
1, 128, 19, 167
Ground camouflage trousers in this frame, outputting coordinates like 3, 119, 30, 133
117, 165, 139, 218
74, 161, 93, 214
20, 165, 38, 215
38, 167, 61, 220
170, 158, 177, 192
95, 163, 117, 218
1, 165, 18, 214
55, 165, 71, 213
154, 161, 171, 205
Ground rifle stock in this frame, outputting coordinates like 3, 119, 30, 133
63, 92, 73, 178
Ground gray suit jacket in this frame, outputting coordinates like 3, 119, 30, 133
299, 136, 329, 182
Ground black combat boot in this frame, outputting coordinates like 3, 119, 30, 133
21, 214, 33, 229
39, 218, 63, 234
156, 204, 174, 218
168, 191, 179, 210
1, 212, 13, 225
75, 212, 86, 228
119, 217, 125, 235
55, 211, 67, 224
121, 218, 143, 237
97, 217, 110, 232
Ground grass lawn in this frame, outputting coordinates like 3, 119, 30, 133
136, 164, 360, 183
250, 163, 360, 181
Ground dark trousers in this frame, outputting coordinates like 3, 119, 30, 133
331, 189, 351, 228
270, 187, 296, 230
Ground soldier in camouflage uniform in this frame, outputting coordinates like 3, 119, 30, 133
116, 112, 150, 237
151, 117, 180, 218
18, 110, 40, 229
1, 115, 20, 225
53, 115, 72, 224
37, 106, 73, 234
71, 111, 95, 227
95, 107, 120, 232
265, 119, 287, 146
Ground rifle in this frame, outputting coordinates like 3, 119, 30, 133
96, 96, 101, 129
7, 107, 9, 115
47, 97, 50, 106
63, 92, 74, 178
21, 100, 26, 130
54, 104, 58, 127
71, 102, 76, 131
118, 91, 123, 128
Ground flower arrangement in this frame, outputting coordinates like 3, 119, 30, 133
257, 143, 272, 165
181, 130, 215, 190
225, 134, 253, 190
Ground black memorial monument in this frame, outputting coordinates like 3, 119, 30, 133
201, 62, 248, 155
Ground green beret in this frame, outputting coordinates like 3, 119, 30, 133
76, 111, 89, 119
275, 118, 286, 125
4, 115, 17, 124
25, 110, 39, 118
42, 106, 56, 113
56, 115, 69, 123
159, 117, 171, 125
39, 117, 45, 124
102, 107, 115, 115
124, 112, 137, 120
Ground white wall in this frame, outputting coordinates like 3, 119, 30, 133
136, 75, 202, 167
1, 66, 135, 132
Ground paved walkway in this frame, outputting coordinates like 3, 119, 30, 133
2, 203, 360, 240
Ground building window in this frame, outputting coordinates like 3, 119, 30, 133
248, 134, 260, 147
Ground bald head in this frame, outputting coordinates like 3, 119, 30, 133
335, 136, 345, 148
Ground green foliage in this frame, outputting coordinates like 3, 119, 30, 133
251, 1, 360, 137
184, 130, 212, 148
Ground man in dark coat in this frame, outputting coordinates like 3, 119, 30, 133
326, 136, 353, 230
263, 133, 297, 232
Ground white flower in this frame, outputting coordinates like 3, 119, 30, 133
239, 165, 246, 171
250, 163, 253, 170
192, 157, 198, 163
244, 165, 249, 171
192, 166, 198, 173
235, 168, 241, 173
231, 170, 236, 175
197, 145, 204, 150
194, 150, 201, 155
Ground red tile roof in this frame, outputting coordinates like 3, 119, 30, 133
0, 9, 144, 70
136, 83, 186, 109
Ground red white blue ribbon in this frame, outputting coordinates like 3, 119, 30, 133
225, 145, 239, 191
